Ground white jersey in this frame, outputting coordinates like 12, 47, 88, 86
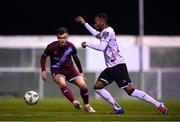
85, 23, 125, 67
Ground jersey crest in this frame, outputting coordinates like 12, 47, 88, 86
54, 51, 57, 55
102, 31, 109, 39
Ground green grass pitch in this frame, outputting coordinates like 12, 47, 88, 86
0, 98, 180, 121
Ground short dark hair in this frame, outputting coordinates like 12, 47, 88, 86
95, 13, 109, 24
56, 27, 68, 35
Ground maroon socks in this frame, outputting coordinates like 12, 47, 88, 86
80, 89, 89, 105
61, 86, 75, 103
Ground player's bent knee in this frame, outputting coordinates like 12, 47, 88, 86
94, 80, 106, 89
93, 84, 100, 89
124, 87, 135, 96
127, 88, 135, 96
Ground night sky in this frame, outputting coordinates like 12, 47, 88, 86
0, 0, 180, 35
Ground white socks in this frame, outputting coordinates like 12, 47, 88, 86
95, 88, 161, 109
95, 89, 121, 110
131, 89, 161, 107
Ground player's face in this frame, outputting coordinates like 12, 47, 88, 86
57, 33, 69, 46
94, 17, 105, 31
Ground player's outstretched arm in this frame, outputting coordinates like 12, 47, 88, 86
81, 41, 108, 51
75, 16, 100, 37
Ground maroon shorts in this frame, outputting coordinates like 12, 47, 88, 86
51, 66, 80, 82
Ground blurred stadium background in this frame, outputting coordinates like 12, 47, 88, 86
0, 0, 180, 101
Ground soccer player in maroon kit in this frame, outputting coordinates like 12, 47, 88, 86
40, 27, 95, 112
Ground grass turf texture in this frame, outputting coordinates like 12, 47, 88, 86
0, 98, 180, 121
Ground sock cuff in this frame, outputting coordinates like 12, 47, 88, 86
80, 88, 88, 92
60, 85, 71, 93
95, 89, 102, 92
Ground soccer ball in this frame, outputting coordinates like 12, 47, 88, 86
24, 90, 39, 105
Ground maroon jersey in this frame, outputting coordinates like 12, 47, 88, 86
41, 41, 83, 73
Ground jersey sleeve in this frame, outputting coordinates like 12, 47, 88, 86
71, 44, 83, 73
84, 23, 100, 38
86, 41, 108, 51
40, 46, 50, 71
71, 44, 78, 57
42, 46, 50, 58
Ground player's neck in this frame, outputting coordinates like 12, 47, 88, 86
102, 25, 109, 30
58, 43, 67, 47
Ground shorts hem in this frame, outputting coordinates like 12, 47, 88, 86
121, 83, 133, 89
98, 78, 109, 85
69, 75, 82, 82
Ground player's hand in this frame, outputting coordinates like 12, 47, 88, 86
75, 16, 86, 25
80, 73, 87, 81
81, 42, 87, 48
41, 70, 47, 81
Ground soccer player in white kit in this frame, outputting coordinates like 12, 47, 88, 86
75, 13, 168, 115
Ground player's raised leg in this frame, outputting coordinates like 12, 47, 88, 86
124, 84, 168, 115
53, 74, 81, 110
72, 76, 95, 113
94, 80, 124, 114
